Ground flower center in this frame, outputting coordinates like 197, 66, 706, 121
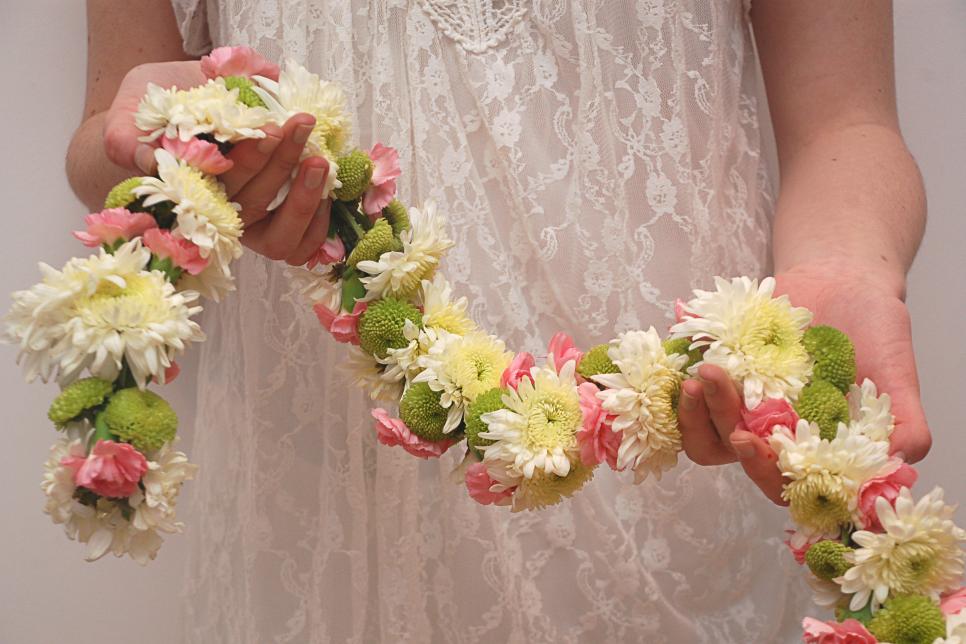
888, 541, 941, 593
78, 275, 169, 330
786, 471, 852, 533
523, 390, 581, 452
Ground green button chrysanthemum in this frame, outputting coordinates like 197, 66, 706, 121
382, 200, 410, 236
577, 344, 620, 380
805, 540, 852, 581
662, 337, 703, 372
223, 75, 267, 108
795, 379, 850, 440
48, 377, 114, 428
104, 177, 146, 210
102, 387, 178, 452
357, 297, 422, 359
868, 595, 946, 644
399, 382, 449, 442
465, 387, 507, 454
803, 325, 857, 393
333, 149, 374, 202
347, 218, 395, 268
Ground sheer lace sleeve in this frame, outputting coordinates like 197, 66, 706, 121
170, 0, 213, 57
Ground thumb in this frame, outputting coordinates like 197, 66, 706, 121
103, 86, 157, 174
730, 430, 787, 506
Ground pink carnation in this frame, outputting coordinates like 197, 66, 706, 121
143, 228, 209, 275
307, 237, 346, 269
73, 208, 158, 248
547, 332, 583, 375
576, 382, 620, 469
501, 352, 535, 390
465, 461, 514, 506
801, 618, 877, 644
362, 143, 401, 216
164, 361, 181, 383
161, 136, 233, 175
940, 587, 966, 617
61, 440, 148, 499
856, 459, 918, 531
371, 408, 454, 459
314, 300, 367, 345
737, 398, 800, 439
200, 46, 280, 80
784, 530, 816, 565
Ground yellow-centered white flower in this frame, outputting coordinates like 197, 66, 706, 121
592, 328, 687, 483
846, 378, 895, 442
671, 276, 813, 408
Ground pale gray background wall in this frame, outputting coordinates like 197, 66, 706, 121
0, 2, 962, 643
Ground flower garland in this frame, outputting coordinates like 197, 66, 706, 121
5, 47, 964, 641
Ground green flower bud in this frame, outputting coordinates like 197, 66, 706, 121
104, 177, 145, 210
223, 75, 267, 108
795, 379, 850, 440
382, 199, 410, 236
662, 337, 703, 372
805, 540, 852, 581
102, 388, 178, 452
333, 149, 374, 202
357, 297, 422, 359
803, 325, 857, 393
399, 382, 449, 442
869, 595, 946, 644
577, 344, 620, 380
347, 218, 395, 268
465, 387, 507, 455
48, 378, 114, 428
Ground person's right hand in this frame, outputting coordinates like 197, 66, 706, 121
102, 60, 331, 266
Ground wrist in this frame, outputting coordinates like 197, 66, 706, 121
775, 257, 908, 301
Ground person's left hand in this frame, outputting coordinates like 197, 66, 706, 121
676, 262, 931, 505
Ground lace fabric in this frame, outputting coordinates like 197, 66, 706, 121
171, 0, 812, 641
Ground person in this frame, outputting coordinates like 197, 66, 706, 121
67, 1, 930, 641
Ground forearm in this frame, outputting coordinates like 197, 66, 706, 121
66, 111, 136, 211
771, 123, 926, 298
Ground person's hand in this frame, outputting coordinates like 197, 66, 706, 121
677, 261, 931, 505
102, 61, 331, 266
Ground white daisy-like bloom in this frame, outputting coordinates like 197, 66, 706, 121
592, 328, 687, 483
357, 201, 454, 301
135, 149, 243, 285
178, 262, 236, 303
254, 59, 350, 201
380, 321, 443, 385
417, 274, 476, 336
805, 574, 845, 608
413, 330, 512, 433
839, 487, 966, 611
770, 420, 891, 541
135, 79, 272, 144
671, 276, 813, 408
5, 241, 204, 387
130, 442, 197, 534
480, 360, 583, 483
344, 346, 404, 402
846, 378, 895, 442
41, 436, 87, 526
286, 265, 342, 312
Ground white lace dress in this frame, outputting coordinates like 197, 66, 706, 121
172, 1, 811, 641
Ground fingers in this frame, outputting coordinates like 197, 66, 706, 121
104, 91, 157, 174
679, 379, 735, 465
286, 199, 332, 267
697, 363, 744, 443
233, 114, 316, 227
243, 157, 329, 262
730, 430, 787, 505
219, 123, 283, 197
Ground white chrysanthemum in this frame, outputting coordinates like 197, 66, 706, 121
357, 201, 454, 301
344, 346, 404, 402
418, 274, 475, 336
130, 442, 197, 534
671, 276, 813, 408
5, 241, 204, 387
286, 265, 342, 312
805, 574, 845, 608
847, 378, 895, 442
254, 59, 350, 200
839, 487, 966, 611
770, 420, 891, 541
41, 437, 87, 525
135, 79, 272, 144
941, 609, 966, 644
413, 330, 512, 432
380, 321, 443, 384
135, 149, 243, 286
481, 361, 583, 483
592, 328, 687, 482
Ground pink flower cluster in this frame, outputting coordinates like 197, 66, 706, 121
74, 208, 157, 248
200, 46, 279, 81
371, 408, 455, 459
62, 440, 148, 498
314, 300, 367, 345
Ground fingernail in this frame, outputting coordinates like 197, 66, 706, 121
732, 439, 755, 459
257, 134, 280, 154
304, 164, 325, 190
293, 123, 314, 145
681, 391, 697, 411
135, 144, 156, 174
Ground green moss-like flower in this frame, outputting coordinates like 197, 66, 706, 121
48, 378, 114, 428
577, 344, 620, 380
399, 382, 449, 442
382, 199, 410, 236
795, 379, 850, 440
223, 75, 267, 108
803, 325, 857, 393
357, 297, 422, 359
104, 177, 145, 210
868, 595, 946, 644
662, 337, 702, 372
102, 388, 178, 452
333, 149, 374, 202
805, 540, 853, 581
465, 387, 507, 454
346, 218, 395, 268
